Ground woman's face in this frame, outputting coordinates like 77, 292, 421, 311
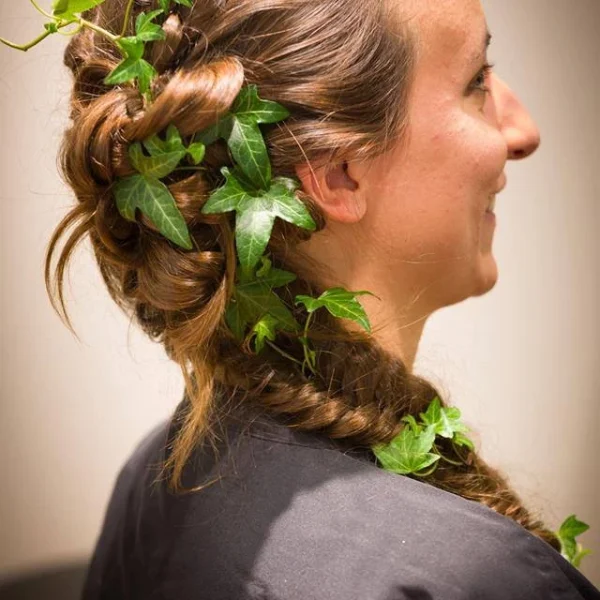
295, 0, 540, 363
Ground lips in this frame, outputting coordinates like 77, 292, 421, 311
486, 174, 506, 213
494, 173, 507, 194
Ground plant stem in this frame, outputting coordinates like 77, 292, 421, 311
58, 24, 84, 37
118, 0, 137, 39
172, 166, 207, 172
0, 28, 53, 51
79, 18, 120, 43
435, 452, 464, 466
265, 340, 304, 367
29, 0, 54, 19
301, 311, 315, 371
413, 462, 440, 478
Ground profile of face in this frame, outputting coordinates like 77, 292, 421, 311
295, 0, 541, 367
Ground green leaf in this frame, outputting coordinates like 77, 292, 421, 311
135, 9, 167, 42
103, 37, 157, 94
225, 85, 290, 189
231, 84, 290, 124
187, 142, 206, 165
556, 515, 592, 567
571, 548, 593, 569
255, 256, 273, 279
142, 124, 182, 155
104, 56, 157, 94
295, 287, 376, 333
452, 431, 475, 451
194, 115, 233, 146
225, 300, 245, 341
140, 124, 206, 167
52, 0, 104, 20
201, 167, 316, 271
401, 415, 423, 434
113, 173, 192, 250
253, 256, 297, 288
559, 515, 590, 539
158, 0, 193, 11
118, 37, 145, 59
258, 267, 297, 289
44, 22, 60, 33
373, 424, 441, 475
420, 397, 472, 439
128, 142, 186, 179
194, 85, 291, 190
225, 278, 300, 347
228, 118, 271, 190
251, 314, 279, 353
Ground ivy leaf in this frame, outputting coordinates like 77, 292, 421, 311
112, 174, 192, 250
134, 9, 167, 42
231, 84, 290, 124
373, 424, 440, 476
141, 124, 206, 166
193, 115, 233, 147
187, 142, 206, 165
419, 397, 473, 440
259, 267, 297, 289
557, 515, 593, 567
252, 256, 297, 288
295, 287, 376, 333
225, 278, 300, 348
401, 415, 424, 434
452, 431, 475, 451
52, 0, 104, 20
227, 118, 272, 190
225, 300, 245, 342
227, 85, 290, 189
251, 314, 279, 353
142, 124, 183, 155
128, 142, 186, 179
158, 0, 193, 12
201, 167, 316, 271
104, 37, 157, 94
255, 255, 273, 279
194, 84, 290, 190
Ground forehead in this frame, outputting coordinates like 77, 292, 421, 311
398, 0, 488, 66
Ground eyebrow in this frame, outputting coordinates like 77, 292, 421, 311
470, 29, 492, 63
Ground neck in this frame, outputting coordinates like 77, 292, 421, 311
293, 234, 431, 375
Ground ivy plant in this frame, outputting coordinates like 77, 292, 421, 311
372, 396, 475, 477
1, 0, 594, 571
556, 514, 593, 568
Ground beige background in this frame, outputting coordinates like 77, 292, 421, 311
1, 0, 599, 588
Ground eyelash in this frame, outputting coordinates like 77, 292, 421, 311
470, 61, 495, 94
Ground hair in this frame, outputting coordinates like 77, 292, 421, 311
44, 0, 561, 552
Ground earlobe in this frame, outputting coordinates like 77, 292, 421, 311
294, 161, 367, 224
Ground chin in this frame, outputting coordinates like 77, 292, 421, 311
472, 253, 499, 297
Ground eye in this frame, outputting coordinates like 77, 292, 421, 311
469, 61, 495, 95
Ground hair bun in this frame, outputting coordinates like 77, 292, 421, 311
150, 12, 185, 73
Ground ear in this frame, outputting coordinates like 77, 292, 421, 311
294, 160, 367, 223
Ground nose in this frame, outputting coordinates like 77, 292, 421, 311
492, 74, 541, 160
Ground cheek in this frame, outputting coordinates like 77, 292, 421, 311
438, 111, 507, 186
363, 112, 506, 258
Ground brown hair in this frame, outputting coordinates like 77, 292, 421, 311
45, 0, 561, 552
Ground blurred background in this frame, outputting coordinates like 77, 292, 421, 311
0, 0, 599, 595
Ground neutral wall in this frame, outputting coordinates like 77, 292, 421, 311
1, 0, 598, 587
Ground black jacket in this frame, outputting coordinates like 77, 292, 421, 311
81, 400, 600, 599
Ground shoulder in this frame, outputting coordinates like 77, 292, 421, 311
95, 406, 599, 600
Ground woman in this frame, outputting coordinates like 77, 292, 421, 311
41, 0, 599, 597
